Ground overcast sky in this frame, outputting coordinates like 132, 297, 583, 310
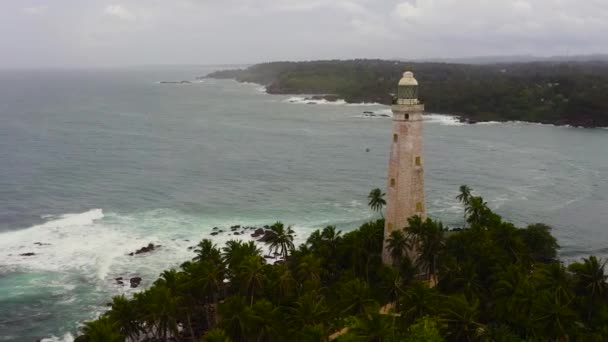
2, 0, 608, 67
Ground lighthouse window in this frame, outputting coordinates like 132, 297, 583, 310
404, 114, 410, 120
390, 178, 396, 187
416, 202, 423, 212
393, 134, 398, 142
415, 156, 421, 166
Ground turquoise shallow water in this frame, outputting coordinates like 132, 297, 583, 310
0, 67, 607, 340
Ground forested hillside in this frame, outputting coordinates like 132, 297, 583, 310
207, 60, 608, 127
76, 187, 608, 341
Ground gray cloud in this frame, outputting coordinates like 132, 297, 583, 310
1, 0, 608, 67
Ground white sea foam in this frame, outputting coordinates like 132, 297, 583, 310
3, 206, 372, 340
475, 121, 502, 125
40, 333, 74, 342
283, 95, 383, 106
424, 114, 465, 126
283, 96, 348, 105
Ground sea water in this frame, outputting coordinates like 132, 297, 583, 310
0, 66, 607, 340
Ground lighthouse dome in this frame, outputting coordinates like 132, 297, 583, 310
398, 71, 418, 86
397, 71, 419, 102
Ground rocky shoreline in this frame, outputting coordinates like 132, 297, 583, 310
212, 78, 607, 128
11, 222, 288, 296
204, 60, 608, 128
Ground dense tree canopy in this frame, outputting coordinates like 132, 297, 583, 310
76, 187, 608, 341
207, 60, 608, 127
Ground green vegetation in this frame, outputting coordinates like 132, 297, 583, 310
207, 60, 608, 127
77, 187, 608, 341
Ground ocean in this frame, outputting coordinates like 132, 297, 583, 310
0, 66, 606, 341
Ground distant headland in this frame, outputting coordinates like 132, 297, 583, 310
205, 59, 608, 128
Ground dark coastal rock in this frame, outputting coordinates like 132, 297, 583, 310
130, 277, 142, 288
34, 242, 51, 246
132, 243, 157, 255
20, 252, 36, 256
257, 231, 273, 243
251, 227, 266, 238
187, 246, 195, 250
212, 227, 219, 230
231, 225, 241, 229
211, 232, 219, 236
233, 232, 240, 235
115, 277, 123, 281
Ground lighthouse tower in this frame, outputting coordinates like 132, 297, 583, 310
382, 71, 426, 264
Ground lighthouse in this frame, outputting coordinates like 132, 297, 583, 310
382, 71, 426, 265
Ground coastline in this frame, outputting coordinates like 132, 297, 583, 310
222, 78, 607, 129
204, 59, 608, 128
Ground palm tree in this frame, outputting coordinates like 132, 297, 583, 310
289, 292, 329, 329
368, 188, 386, 217
222, 240, 262, 273
106, 295, 141, 341
251, 299, 280, 341
456, 185, 472, 228
379, 266, 405, 305
142, 285, 179, 340
441, 260, 483, 302
440, 294, 484, 342
337, 278, 377, 316
82, 316, 124, 342
238, 256, 267, 306
321, 225, 342, 256
530, 290, 577, 340
296, 254, 322, 288
357, 220, 385, 282
416, 219, 445, 280
182, 258, 225, 329
491, 264, 536, 330
347, 312, 394, 342
534, 262, 573, 303
306, 230, 324, 253
491, 222, 525, 263
465, 196, 489, 228
194, 239, 223, 265
568, 256, 608, 322
202, 328, 232, 342
219, 295, 256, 342
276, 265, 297, 302
398, 281, 439, 325
386, 230, 409, 266
405, 215, 425, 247
569, 256, 608, 299
263, 222, 295, 259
